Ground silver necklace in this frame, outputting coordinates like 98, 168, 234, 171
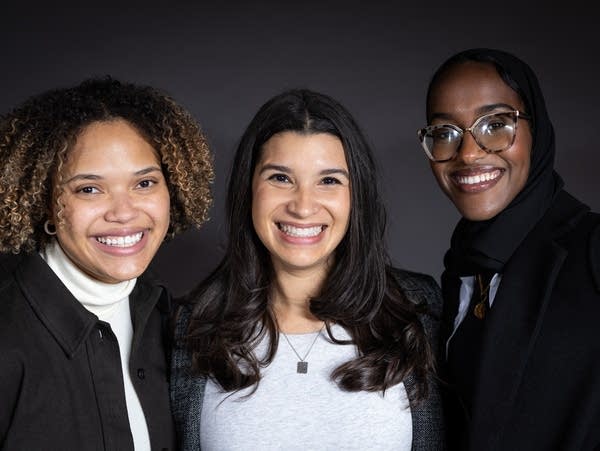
280, 324, 325, 374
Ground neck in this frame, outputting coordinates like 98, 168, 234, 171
270, 270, 324, 334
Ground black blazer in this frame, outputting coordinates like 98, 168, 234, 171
441, 190, 600, 450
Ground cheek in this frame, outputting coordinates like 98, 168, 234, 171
430, 163, 452, 193
336, 195, 351, 226
251, 186, 277, 217
53, 209, 93, 265
507, 136, 532, 198
251, 188, 270, 236
57, 201, 95, 233
510, 157, 531, 201
153, 191, 171, 225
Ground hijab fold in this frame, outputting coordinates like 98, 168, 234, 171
438, 48, 564, 276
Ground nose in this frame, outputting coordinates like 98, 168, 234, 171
104, 192, 139, 223
455, 130, 487, 163
287, 184, 319, 218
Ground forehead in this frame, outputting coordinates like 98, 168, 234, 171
258, 131, 347, 166
427, 61, 525, 119
64, 120, 160, 171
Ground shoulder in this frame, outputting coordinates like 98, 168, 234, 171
172, 301, 193, 341
533, 192, 600, 293
169, 301, 196, 404
556, 204, 600, 292
0, 275, 25, 343
0, 252, 21, 279
137, 265, 170, 298
168, 300, 206, 446
585, 212, 600, 292
0, 257, 42, 374
0, 253, 23, 292
170, 270, 226, 360
0, 254, 32, 317
389, 266, 440, 293
388, 266, 442, 315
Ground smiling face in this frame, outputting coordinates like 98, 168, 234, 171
52, 119, 170, 283
427, 61, 532, 221
251, 131, 351, 277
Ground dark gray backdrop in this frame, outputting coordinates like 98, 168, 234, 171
3, 2, 597, 296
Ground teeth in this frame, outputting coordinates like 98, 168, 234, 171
279, 224, 324, 238
96, 232, 143, 247
456, 170, 501, 185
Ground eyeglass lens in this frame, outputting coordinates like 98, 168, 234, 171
421, 112, 518, 161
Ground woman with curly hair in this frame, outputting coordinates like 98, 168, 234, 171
170, 88, 445, 450
0, 76, 214, 450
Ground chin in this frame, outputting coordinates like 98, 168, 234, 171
451, 194, 508, 222
101, 266, 147, 284
457, 206, 501, 222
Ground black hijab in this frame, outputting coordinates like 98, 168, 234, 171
433, 48, 564, 276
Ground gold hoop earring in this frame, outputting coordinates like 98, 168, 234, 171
44, 220, 57, 236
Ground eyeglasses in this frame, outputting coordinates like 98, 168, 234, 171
417, 110, 531, 162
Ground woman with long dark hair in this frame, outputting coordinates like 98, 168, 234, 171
171, 88, 445, 450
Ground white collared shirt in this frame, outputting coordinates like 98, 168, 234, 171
446, 273, 502, 358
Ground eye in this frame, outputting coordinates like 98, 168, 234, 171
487, 120, 508, 131
267, 173, 291, 183
77, 185, 100, 194
479, 113, 514, 135
137, 179, 156, 189
431, 127, 458, 143
321, 176, 342, 185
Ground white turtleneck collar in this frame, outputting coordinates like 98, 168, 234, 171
41, 240, 151, 449
40, 239, 137, 321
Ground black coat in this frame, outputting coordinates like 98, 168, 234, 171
441, 191, 600, 450
0, 252, 176, 451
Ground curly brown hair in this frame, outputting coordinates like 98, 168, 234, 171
0, 76, 214, 253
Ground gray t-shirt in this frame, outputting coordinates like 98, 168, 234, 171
200, 324, 412, 450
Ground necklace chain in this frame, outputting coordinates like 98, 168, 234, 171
474, 273, 493, 320
281, 323, 325, 374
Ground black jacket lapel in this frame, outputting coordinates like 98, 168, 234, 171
469, 191, 589, 450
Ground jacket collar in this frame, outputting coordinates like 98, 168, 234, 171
16, 253, 98, 358
16, 253, 168, 359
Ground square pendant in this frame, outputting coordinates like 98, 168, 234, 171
297, 361, 308, 374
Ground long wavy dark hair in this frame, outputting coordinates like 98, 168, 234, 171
183, 88, 433, 398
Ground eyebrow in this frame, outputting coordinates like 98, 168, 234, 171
62, 166, 163, 184
429, 103, 519, 122
258, 163, 349, 179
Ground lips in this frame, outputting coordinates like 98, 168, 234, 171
451, 167, 504, 193
277, 223, 325, 238
95, 232, 144, 247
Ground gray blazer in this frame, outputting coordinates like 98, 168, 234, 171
170, 269, 446, 450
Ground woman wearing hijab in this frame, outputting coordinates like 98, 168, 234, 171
417, 48, 600, 450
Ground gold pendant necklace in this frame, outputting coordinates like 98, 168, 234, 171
473, 274, 492, 320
